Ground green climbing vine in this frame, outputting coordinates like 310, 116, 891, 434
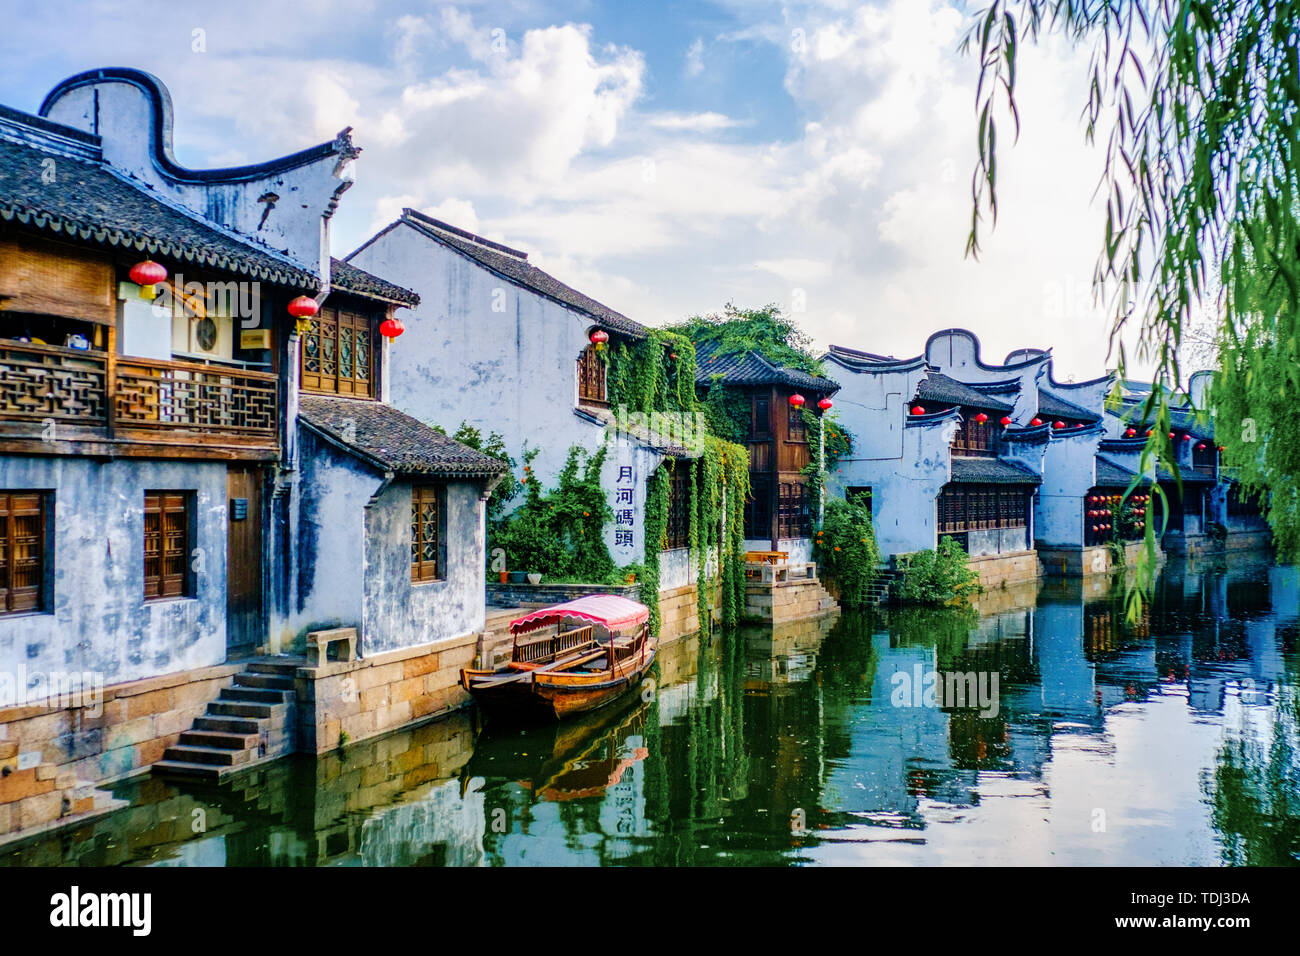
799, 406, 853, 518
490, 444, 614, 582
606, 330, 750, 638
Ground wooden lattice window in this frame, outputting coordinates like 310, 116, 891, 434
0, 492, 46, 614
577, 347, 607, 406
778, 481, 811, 539
746, 474, 773, 540
953, 414, 994, 456
751, 396, 771, 438
411, 485, 444, 582
144, 492, 190, 600
301, 307, 374, 397
787, 401, 806, 442
664, 465, 691, 551
940, 484, 1028, 534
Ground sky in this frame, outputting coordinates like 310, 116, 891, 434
0, 0, 1136, 379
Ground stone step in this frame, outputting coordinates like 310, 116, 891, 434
164, 744, 252, 767
234, 672, 296, 691
220, 686, 290, 705
194, 715, 261, 735
245, 659, 305, 676
152, 760, 224, 781
208, 701, 278, 719
179, 730, 259, 751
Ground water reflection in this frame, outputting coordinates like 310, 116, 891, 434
3, 554, 1296, 867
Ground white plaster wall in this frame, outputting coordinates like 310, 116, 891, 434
0, 456, 228, 688
350, 222, 670, 567
925, 329, 1048, 423
824, 357, 957, 558
1035, 432, 1102, 547
43, 77, 347, 277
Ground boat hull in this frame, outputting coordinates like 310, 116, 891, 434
462, 641, 656, 723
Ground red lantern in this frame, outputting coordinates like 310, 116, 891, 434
129, 259, 168, 299
1053, 421, 1066, 429
380, 317, 405, 339
1125, 427, 1136, 437
1195, 442, 1206, 451
1169, 431, 1176, 439
1000, 416, 1013, 426
911, 405, 926, 416
288, 295, 318, 319
789, 393, 806, 408
1076, 423, 1085, 428
818, 397, 833, 411
288, 295, 319, 333
1145, 429, 1153, 437
1218, 445, 1226, 453
589, 329, 609, 350
1030, 417, 1043, 427
1183, 434, 1192, 442
973, 412, 988, 424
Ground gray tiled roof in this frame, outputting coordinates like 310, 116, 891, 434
1095, 456, 1147, 488
298, 395, 506, 479
329, 258, 419, 306
1037, 388, 1101, 423
0, 119, 322, 289
917, 372, 1014, 412
695, 341, 838, 393
1117, 399, 1215, 440
383, 209, 648, 339
949, 456, 1041, 484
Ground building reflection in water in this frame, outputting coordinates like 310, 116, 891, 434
2, 555, 1295, 866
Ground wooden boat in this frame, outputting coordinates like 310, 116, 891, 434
460, 595, 656, 721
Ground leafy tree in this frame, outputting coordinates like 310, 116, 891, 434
814, 497, 882, 607
448, 422, 518, 520
672, 302, 823, 375
963, 1, 1300, 579
896, 538, 982, 605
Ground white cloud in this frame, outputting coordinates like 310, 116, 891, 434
645, 111, 743, 132
0, 0, 1125, 378
684, 37, 705, 77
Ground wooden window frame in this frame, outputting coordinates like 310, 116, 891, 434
576, 346, 608, 407
939, 484, 1027, 534
0, 491, 48, 615
300, 306, 376, 398
411, 485, 446, 583
787, 401, 807, 443
144, 492, 192, 601
750, 395, 771, 439
663, 465, 691, 551
777, 480, 812, 539
952, 413, 994, 457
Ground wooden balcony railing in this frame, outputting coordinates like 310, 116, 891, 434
0, 338, 278, 451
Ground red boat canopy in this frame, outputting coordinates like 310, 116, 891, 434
510, 595, 649, 635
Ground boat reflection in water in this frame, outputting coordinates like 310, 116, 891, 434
2, 554, 1296, 866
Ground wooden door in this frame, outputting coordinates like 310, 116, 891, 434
226, 465, 263, 651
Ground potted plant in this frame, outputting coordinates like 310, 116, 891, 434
527, 572, 542, 585
498, 570, 509, 584
509, 571, 527, 584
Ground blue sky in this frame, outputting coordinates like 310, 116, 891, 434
0, 0, 1141, 378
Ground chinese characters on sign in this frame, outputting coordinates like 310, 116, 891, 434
614, 464, 635, 552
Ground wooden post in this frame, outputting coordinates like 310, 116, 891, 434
105, 322, 117, 438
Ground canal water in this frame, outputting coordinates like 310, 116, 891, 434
4, 554, 1296, 866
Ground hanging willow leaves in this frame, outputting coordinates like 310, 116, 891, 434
963, 0, 1300, 611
